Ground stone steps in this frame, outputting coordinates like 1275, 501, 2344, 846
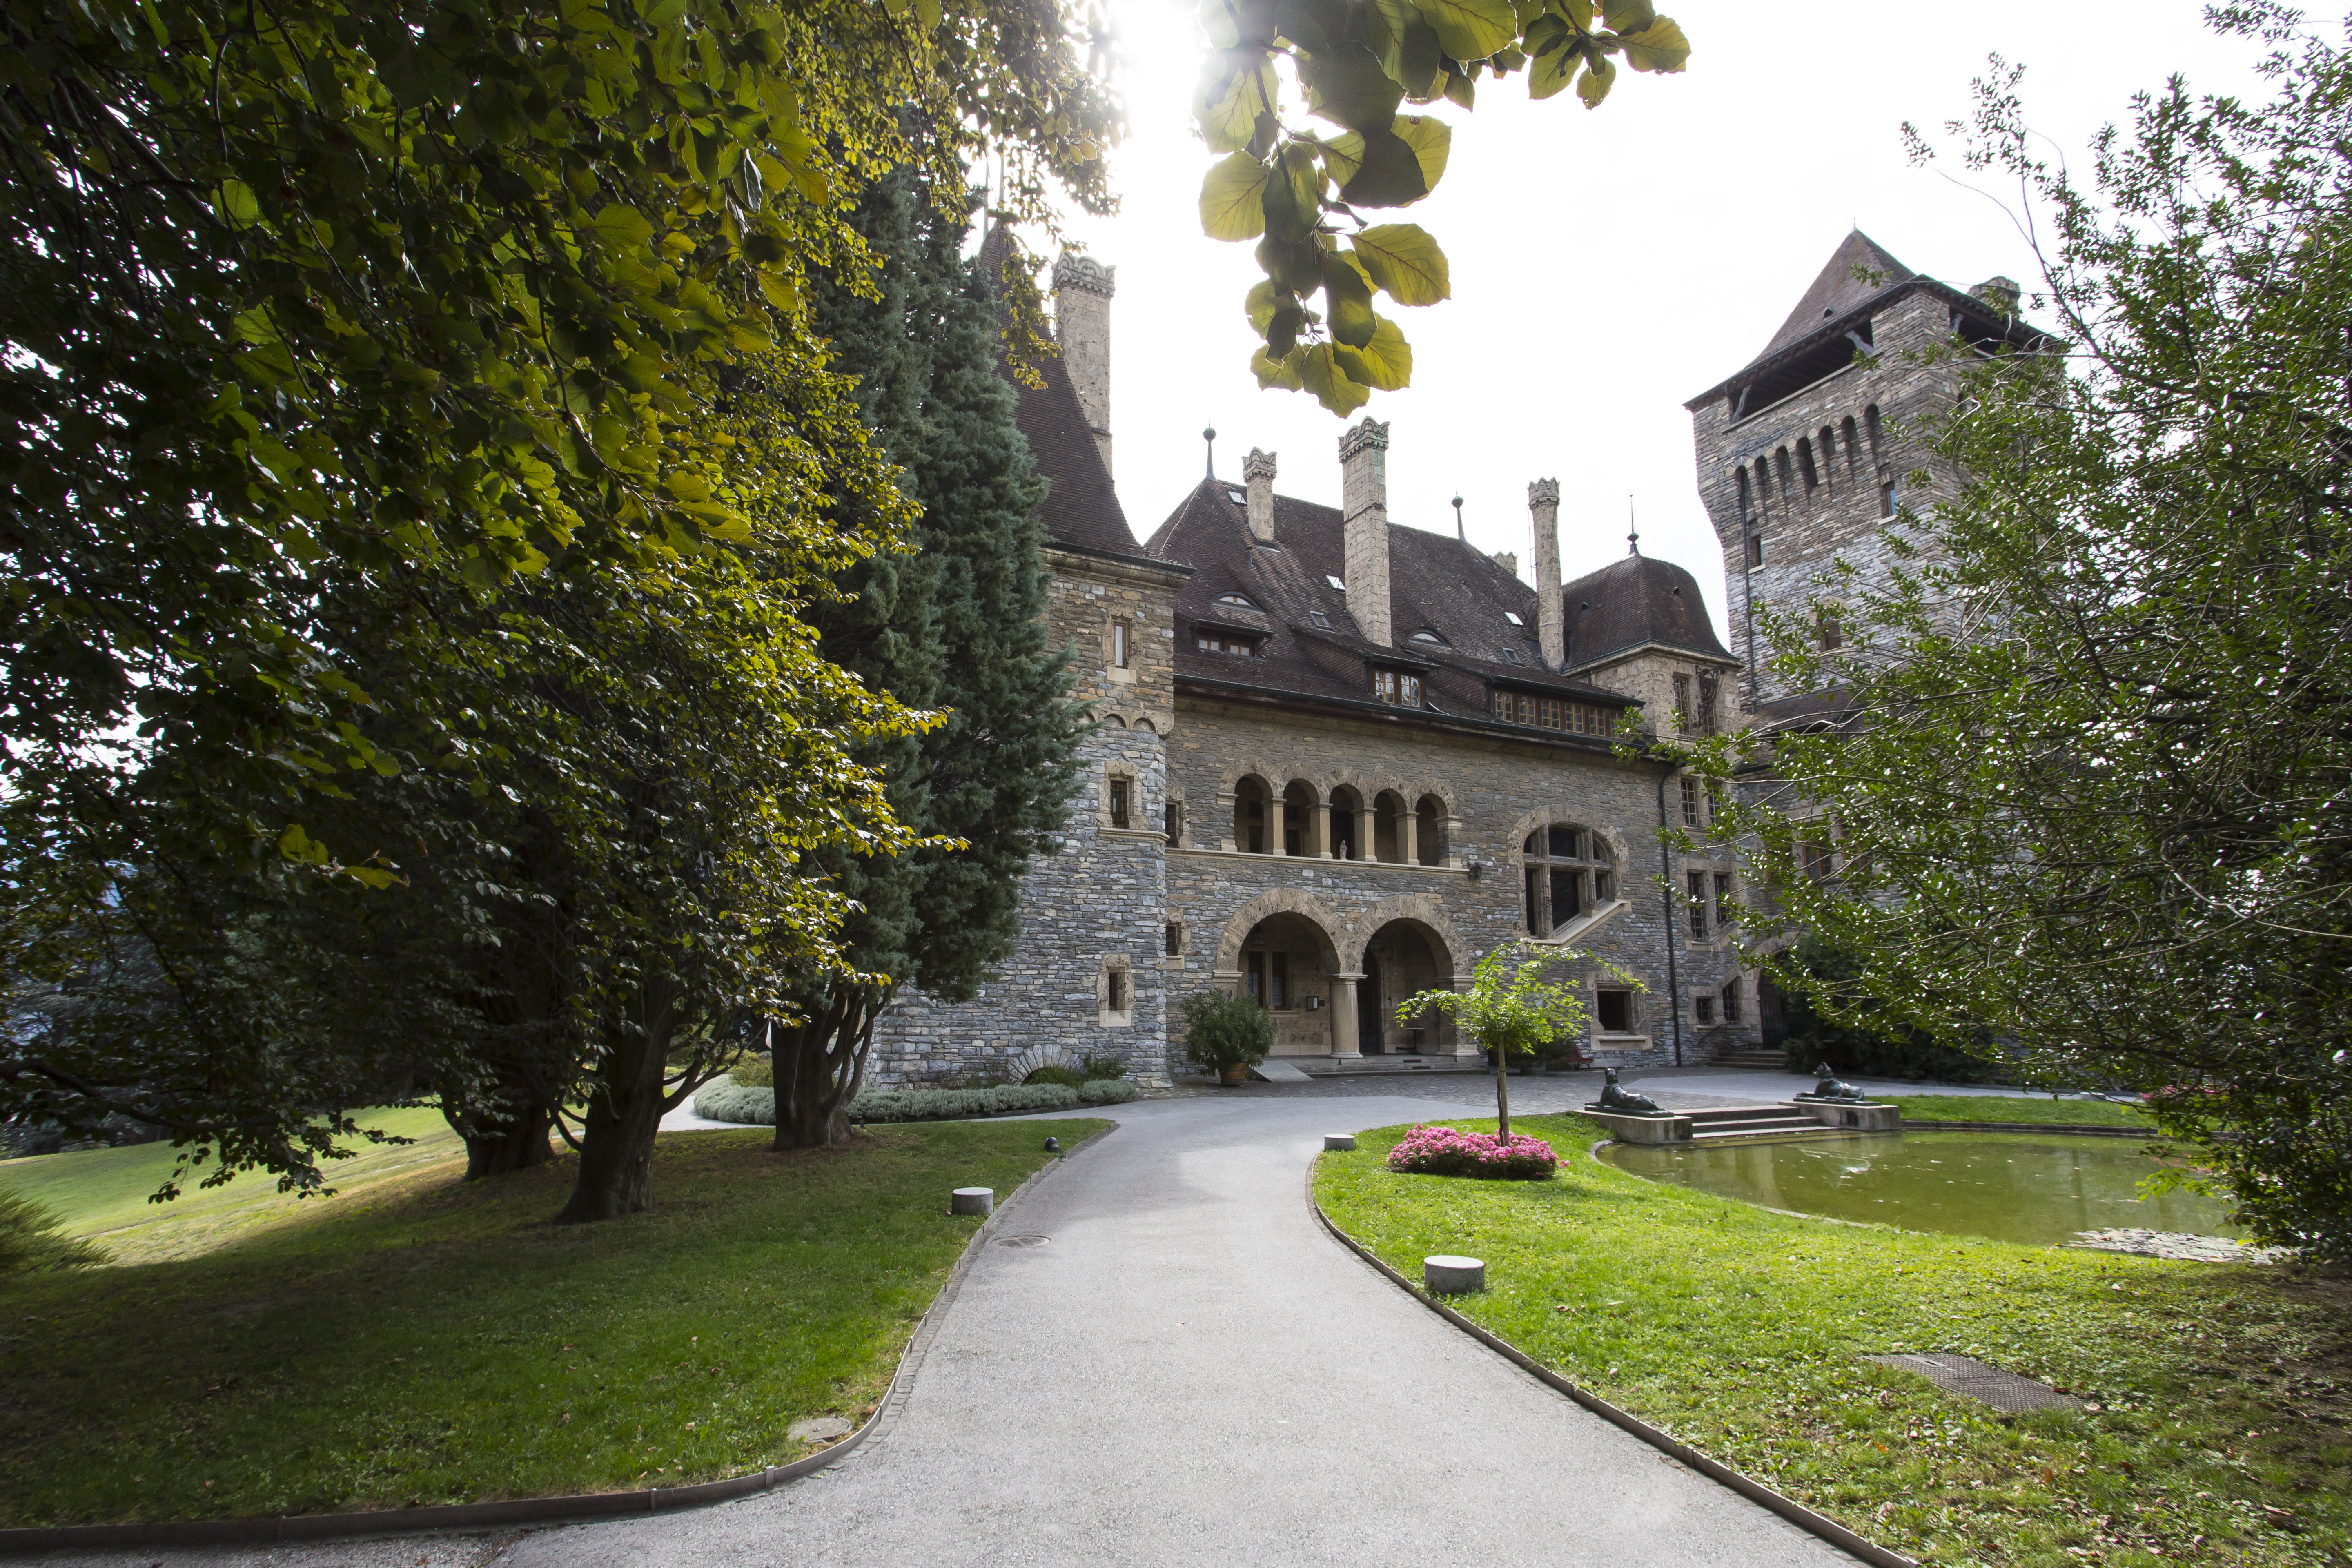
1684, 1105, 1830, 1140
1712, 1050, 1792, 1071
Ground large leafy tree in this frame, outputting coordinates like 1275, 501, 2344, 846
1702, 7, 2352, 1258
0, 0, 1114, 1203
1191, 0, 1691, 413
771, 174, 1085, 1149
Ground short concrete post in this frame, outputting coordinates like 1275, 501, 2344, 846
951, 1187, 995, 1216
1324, 1134, 1356, 1151
1424, 1254, 1485, 1294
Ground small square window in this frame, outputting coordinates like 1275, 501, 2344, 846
1695, 996, 1717, 1025
1503, 610, 1525, 626
1326, 575, 1346, 591
1596, 989, 1634, 1034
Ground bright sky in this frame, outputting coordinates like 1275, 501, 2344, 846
1043, 0, 2287, 637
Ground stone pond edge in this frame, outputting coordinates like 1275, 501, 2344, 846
1306, 1150, 1919, 1568
0, 1123, 1118, 1557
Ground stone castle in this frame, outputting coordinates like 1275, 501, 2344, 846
868, 231, 2035, 1087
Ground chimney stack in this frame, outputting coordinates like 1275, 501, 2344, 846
1243, 448, 1278, 543
1052, 254, 1116, 476
1529, 478, 1564, 669
1339, 419, 1392, 646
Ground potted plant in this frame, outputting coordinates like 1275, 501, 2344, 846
1181, 989, 1272, 1086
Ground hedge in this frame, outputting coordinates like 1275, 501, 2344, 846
690, 1080, 1138, 1126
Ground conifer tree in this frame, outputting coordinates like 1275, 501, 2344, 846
771, 177, 1084, 1148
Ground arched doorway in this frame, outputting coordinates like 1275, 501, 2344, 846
1358, 919, 1455, 1055
1758, 973, 1786, 1049
1238, 911, 1340, 1057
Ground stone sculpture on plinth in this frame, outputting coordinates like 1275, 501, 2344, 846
1588, 1068, 1671, 1117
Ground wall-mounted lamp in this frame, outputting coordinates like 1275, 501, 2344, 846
1464, 858, 1483, 881
1305, 995, 1326, 1012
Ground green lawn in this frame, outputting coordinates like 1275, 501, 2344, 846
0, 1105, 463, 1265
0, 1120, 1102, 1527
1316, 1116, 2349, 1568
1892, 1096, 2156, 1130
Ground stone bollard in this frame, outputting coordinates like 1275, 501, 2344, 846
1324, 1133, 1356, 1151
951, 1187, 995, 1217
1424, 1254, 1485, 1294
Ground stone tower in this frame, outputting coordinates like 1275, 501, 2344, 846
1683, 231, 2047, 715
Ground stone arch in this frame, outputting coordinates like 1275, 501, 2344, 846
1213, 889, 1345, 974
1216, 757, 1289, 798
1337, 893, 1470, 977
1502, 805, 1636, 871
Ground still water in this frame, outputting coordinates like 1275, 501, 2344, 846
1601, 1132, 2241, 1246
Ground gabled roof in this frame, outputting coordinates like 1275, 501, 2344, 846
1148, 479, 1641, 725
1561, 553, 1735, 670
1757, 231, 1914, 363
977, 227, 1155, 561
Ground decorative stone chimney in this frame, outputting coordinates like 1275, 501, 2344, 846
1052, 254, 1116, 476
1243, 448, 1278, 543
1491, 550, 1518, 576
1339, 419, 1392, 646
1529, 478, 1564, 669
1969, 275, 2021, 316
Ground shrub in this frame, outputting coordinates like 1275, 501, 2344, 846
1023, 1064, 1086, 1089
729, 1054, 774, 1087
1077, 1078, 1138, 1106
692, 1082, 777, 1125
0, 1189, 101, 1276
1078, 1051, 1129, 1081
1180, 989, 1272, 1071
1384, 1125, 1558, 1181
852, 1085, 1080, 1122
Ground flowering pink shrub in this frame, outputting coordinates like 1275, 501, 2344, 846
1385, 1124, 1559, 1181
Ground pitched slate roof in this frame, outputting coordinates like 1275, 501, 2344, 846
1147, 479, 1650, 726
1561, 552, 1735, 670
977, 227, 1154, 561
1756, 230, 1915, 363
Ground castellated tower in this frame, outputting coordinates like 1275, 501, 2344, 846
1684, 231, 2045, 717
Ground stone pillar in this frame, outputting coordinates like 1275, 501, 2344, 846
1216, 789, 1236, 852
1314, 799, 1333, 858
1340, 419, 1392, 646
1330, 973, 1363, 1058
1266, 795, 1286, 856
1052, 254, 1116, 477
1530, 478, 1564, 670
1399, 808, 1418, 866
1356, 805, 1375, 862
1244, 448, 1278, 543
1443, 813, 1465, 868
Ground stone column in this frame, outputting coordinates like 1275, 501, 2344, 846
1399, 809, 1418, 866
1052, 254, 1116, 477
1356, 805, 1375, 861
1266, 795, 1287, 856
1330, 973, 1363, 1058
1216, 791, 1236, 851
1443, 813, 1465, 868
1314, 799, 1333, 858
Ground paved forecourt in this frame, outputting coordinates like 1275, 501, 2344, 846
45, 1088, 1851, 1568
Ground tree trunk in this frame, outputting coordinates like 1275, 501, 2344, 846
554, 974, 681, 1225
458, 1102, 557, 1179
773, 984, 882, 1150
1494, 1044, 1512, 1145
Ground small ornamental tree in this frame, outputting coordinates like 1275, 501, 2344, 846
1180, 988, 1274, 1074
1397, 941, 1635, 1142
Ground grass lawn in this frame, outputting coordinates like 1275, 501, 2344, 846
1316, 1116, 2349, 1568
0, 1120, 1103, 1527
1893, 1097, 2156, 1130
0, 1105, 463, 1265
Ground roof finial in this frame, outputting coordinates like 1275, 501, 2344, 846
1627, 494, 1640, 557
1451, 494, 1465, 542
1203, 425, 1217, 479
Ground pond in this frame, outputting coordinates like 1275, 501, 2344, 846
1600, 1131, 2240, 1247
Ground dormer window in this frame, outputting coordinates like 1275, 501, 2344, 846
1214, 592, 1260, 611
1408, 629, 1448, 647
1227, 486, 1247, 504
1196, 631, 1261, 657
1503, 611, 1525, 626
1307, 610, 1331, 629
1371, 668, 1423, 707
1499, 648, 1524, 666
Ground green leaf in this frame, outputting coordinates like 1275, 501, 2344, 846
1412, 0, 1516, 62
1396, 16, 1445, 98
1615, 16, 1690, 72
1199, 153, 1271, 241
1297, 343, 1372, 415
1300, 41, 1402, 134
1336, 129, 1428, 206
1319, 131, 1366, 189
588, 203, 656, 250
1443, 65, 1476, 109
218, 178, 261, 225
1350, 224, 1451, 305
1255, 232, 1326, 293
1528, 34, 1579, 98
1194, 48, 1278, 152
1332, 314, 1414, 390
1577, 52, 1617, 107
1252, 345, 1305, 389
1322, 250, 1379, 347
1245, 278, 1289, 332
1601, 0, 1655, 31
1394, 114, 1452, 190
1261, 143, 1322, 243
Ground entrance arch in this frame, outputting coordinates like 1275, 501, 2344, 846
1350, 913, 1462, 1057
1211, 891, 1344, 1059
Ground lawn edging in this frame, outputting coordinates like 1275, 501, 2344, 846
1306, 1168, 1918, 1568
0, 1124, 1116, 1556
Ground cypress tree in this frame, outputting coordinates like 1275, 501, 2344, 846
771, 176, 1082, 1148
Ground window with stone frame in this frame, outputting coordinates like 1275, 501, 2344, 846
1110, 617, 1131, 669
1714, 871, 1735, 931
1164, 920, 1185, 957
1697, 673, 1720, 734
1245, 945, 1290, 1010
1680, 776, 1703, 829
1163, 798, 1184, 847
1817, 608, 1844, 650
1108, 775, 1132, 830
1673, 672, 1692, 728
1722, 978, 1744, 1022
1523, 823, 1615, 936
1097, 956, 1133, 1025
1595, 988, 1635, 1034
1747, 533, 1765, 566
1695, 993, 1717, 1025
1686, 869, 1710, 939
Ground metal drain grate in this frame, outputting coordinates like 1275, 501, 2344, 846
1864, 1353, 2082, 1413
995, 1234, 1051, 1248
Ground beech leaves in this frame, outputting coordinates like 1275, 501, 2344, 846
1195, 0, 1688, 412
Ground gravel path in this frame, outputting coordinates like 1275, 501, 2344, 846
43, 1084, 1856, 1568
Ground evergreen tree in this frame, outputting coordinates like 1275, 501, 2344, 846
771, 177, 1083, 1148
